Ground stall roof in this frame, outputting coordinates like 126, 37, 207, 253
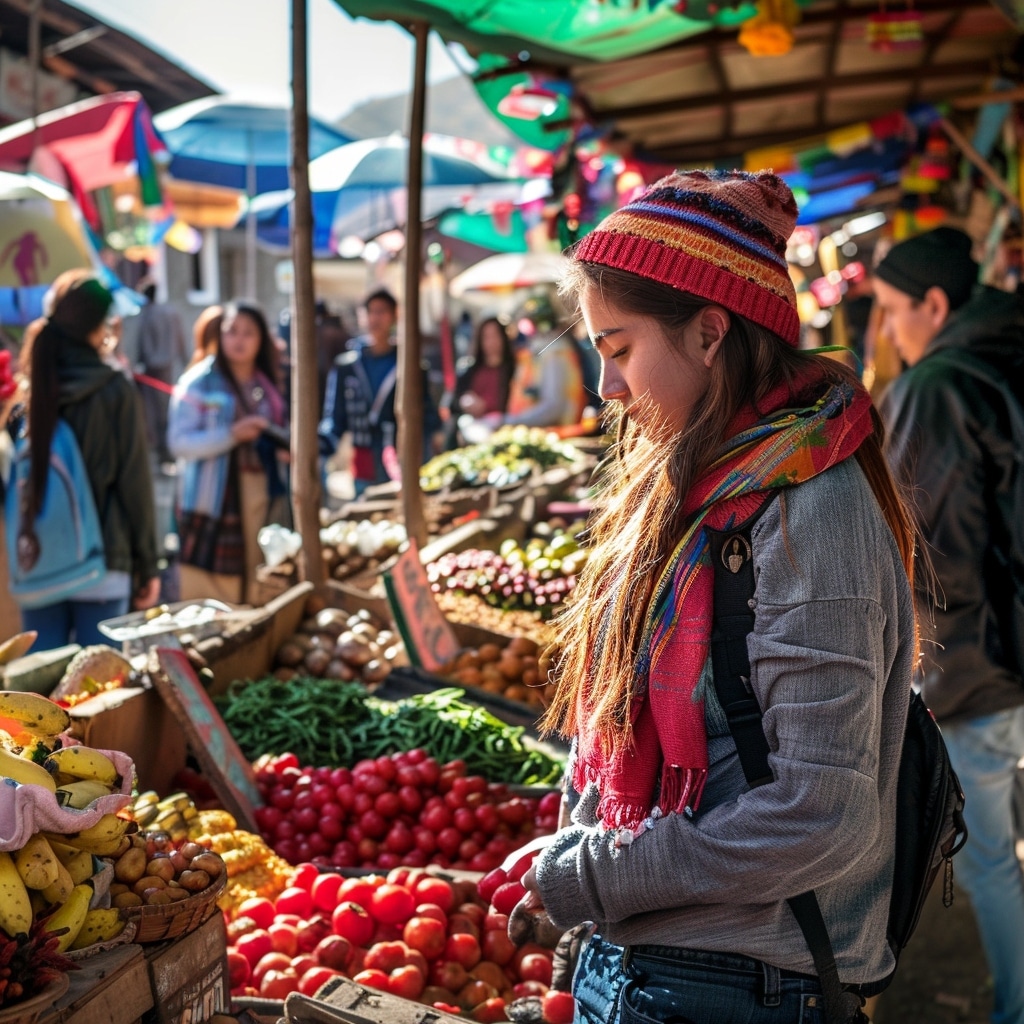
338, 0, 1022, 165
0, 0, 216, 116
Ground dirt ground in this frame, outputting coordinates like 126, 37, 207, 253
872, 874, 992, 1024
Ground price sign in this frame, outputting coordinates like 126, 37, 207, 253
151, 647, 261, 832
383, 539, 461, 673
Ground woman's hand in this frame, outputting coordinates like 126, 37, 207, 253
459, 391, 487, 418
133, 577, 161, 610
231, 415, 269, 444
508, 864, 563, 948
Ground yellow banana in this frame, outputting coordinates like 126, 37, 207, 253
157, 791, 194, 814
44, 813, 135, 855
0, 850, 33, 937
43, 882, 92, 952
0, 745, 57, 792
44, 746, 121, 788
40, 856, 75, 905
29, 888, 49, 918
14, 834, 59, 890
0, 691, 70, 739
68, 907, 126, 950
48, 841, 95, 886
55, 779, 115, 810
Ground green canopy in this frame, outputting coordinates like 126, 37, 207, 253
334, 0, 760, 63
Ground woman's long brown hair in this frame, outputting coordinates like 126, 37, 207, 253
540, 263, 917, 752
20, 271, 112, 523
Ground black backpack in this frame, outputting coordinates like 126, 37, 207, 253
707, 507, 967, 1024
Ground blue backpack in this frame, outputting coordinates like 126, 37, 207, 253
5, 419, 106, 609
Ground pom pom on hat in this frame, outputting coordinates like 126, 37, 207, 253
571, 169, 801, 345
873, 227, 978, 311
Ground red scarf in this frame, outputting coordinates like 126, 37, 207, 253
573, 369, 875, 832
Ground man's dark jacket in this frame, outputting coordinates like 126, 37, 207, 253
879, 285, 1024, 722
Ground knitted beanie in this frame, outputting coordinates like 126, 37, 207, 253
873, 227, 978, 311
572, 169, 801, 345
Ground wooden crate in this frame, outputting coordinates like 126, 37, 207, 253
142, 914, 229, 1024
42, 943, 154, 1024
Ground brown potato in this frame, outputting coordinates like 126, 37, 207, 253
145, 854, 176, 883
112, 891, 144, 909
114, 847, 148, 885
133, 875, 168, 896
477, 643, 502, 663
188, 853, 224, 878
145, 889, 177, 906
275, 641, 305, 668
178, 869, 211, 892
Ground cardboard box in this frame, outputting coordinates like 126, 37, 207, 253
42, 942, 154, 1024
142, 914, 229, 1024
69, 688, 189, 795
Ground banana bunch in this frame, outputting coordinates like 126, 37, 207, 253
41, 812, 137, 858
44, 746, 124, 809
130, 790, 197, 842
0, 691, 74, 795
0, 830, 122, 950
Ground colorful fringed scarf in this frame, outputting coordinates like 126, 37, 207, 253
573, 371, 875, 833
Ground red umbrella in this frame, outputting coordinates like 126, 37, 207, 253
0, 92, 166, 228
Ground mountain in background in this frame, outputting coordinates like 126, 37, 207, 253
336, 73, 524, 148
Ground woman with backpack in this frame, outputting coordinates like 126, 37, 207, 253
168, 300, 287, 606
515, 171, 920, 1024
4, 270, 160, 647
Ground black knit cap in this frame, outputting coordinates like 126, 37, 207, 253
874, 227, 978, 310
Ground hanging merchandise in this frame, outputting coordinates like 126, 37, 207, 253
867, 2, 923, 52
737, 0, 801, 56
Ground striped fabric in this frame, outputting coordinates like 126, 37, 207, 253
573, 169, 801, 345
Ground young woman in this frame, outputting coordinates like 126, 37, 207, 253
446, 316, 516, 447
519, 171, 919, 1023
8, 271, 160, 646
168, 300, 287, 605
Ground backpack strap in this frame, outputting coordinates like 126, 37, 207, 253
706, 499, 865, 1024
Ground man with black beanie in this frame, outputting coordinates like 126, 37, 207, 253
875, 226, 1024, 1024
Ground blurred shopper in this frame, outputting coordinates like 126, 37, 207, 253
169, 301, 288, 605
136, 281, 188, 467
502, 315, 585, 431
315, 299, 350, 408
7, 271, 160, 646
189, 305, 223, 367
318, 288, 441, 495
874, 226, 1024, 1024
445, 316, 516, 448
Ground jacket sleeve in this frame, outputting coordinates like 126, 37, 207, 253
112, 383, 159, 583
167, 376, 235, 461
879, 368, 1010, 716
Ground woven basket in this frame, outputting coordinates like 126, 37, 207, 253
0, 973, 70, 1024
122, 870, 226, 943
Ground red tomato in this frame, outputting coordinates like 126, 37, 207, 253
444, 932, 482, 970
275, 886, 314, 919
352, 968, 390, 992
252, 951, 293, 987
236, 898, 276, 931
471, 996, 509, 1023
429, 958, 469, 992
402, 916, 447, 960
414, 903, 448, 925
331, 901, 374, 946
314, 934, 352, 972
363, 940, 409, 974
490, 881, 527, 916
387, 964, 425, 1001
268, 922, 298, 957
482, 928, 516, 967
226, 949, 250, 988
542, 989, 576, 1024
298, 966, 340, 997
338, 876, 380, 911
412, 876, 454, 912
260, 968, 300, 1000
289, 862, 320, 891
369, 883, 416, 925
519, 953, 553, 987
296, 917, 332, 953
235, 929, 273, 968
310, 873, 343, 912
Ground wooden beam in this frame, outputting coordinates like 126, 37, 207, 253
42, 54, 116, 95
909, 9, 962, 105
583, 60, 996, 125
706, 36, 732, 140
816, 0, 846, 128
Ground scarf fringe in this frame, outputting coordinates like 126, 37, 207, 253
595, 794, 653, 832
659, 765, 708, 818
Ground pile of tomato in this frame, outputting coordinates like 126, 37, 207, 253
252, 750, 561, 872
226, 862, 575, 1023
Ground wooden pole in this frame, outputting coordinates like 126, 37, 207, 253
939, 116, 1021, 211
289, 0, 324, 588
399, 20, 429, 549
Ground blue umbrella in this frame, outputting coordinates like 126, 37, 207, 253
153, 97, 355, 194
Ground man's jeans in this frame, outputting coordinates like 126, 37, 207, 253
942, 706, 1024, 1024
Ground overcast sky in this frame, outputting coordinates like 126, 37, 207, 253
70, 0, 465, 121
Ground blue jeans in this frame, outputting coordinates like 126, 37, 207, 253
21, 597, 130, 650
941, 707, 1024, 1024
573, 934, 828, 1024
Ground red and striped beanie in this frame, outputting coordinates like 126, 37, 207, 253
572, 169, 801, 346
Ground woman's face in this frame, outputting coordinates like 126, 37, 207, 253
221, 311, 262, 373
479, 322, 506, 365
579, 286, 712, 437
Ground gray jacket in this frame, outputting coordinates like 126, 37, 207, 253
534, 458, 916, 986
